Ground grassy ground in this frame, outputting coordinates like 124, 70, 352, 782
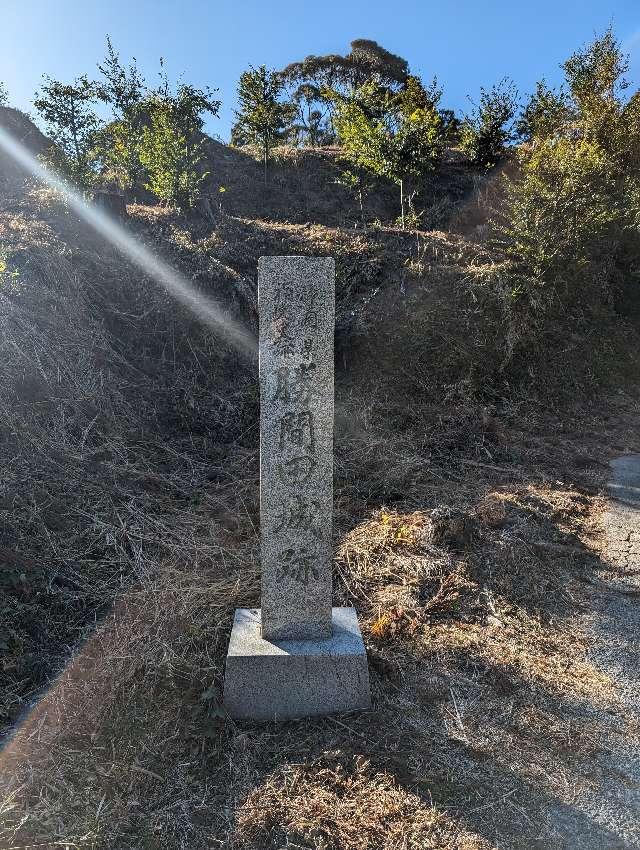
3, 378, 639, 849
1, 136, 640, 848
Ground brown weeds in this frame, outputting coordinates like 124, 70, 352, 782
0, 155, 639, 850
234, 753, 490, 850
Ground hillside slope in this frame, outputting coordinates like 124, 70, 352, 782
198, 139, 482, 230
1, 111, 640, 850
0, 106, 50, 185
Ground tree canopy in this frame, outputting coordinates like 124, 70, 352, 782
231, 65, 295, 184
281, 39, 410, 93
334, 76, 445, 227
138, 72, 221, 209
33, 74, 101, 184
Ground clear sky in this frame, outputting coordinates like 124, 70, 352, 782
1, 0, 639, 141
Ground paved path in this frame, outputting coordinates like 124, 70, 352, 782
604, 456, 640, 582
547, 455, 640, 849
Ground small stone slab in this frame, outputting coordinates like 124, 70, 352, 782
224, 607, 371, 721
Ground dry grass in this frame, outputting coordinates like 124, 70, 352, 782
235, 753, 490, 850
2, 382, 631, 848
1, 147, 640, 849
335, 496, 614, 705
0, 202, 257, 734
198, 142, 479, 230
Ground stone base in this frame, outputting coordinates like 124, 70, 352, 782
224, 607, 371, 721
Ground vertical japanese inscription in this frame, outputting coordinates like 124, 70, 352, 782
259, 256, 335, 641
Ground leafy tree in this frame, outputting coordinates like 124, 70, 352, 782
516, 28, 630, 150
289, 83, 334, 146
0, 81, 8, 106
97, 36, 146, 118
513, 28, 637, 158
95, 37, 147, 187
438, 108, 461, 145
563, 26, 628, 121
33, 75, 101, 184
619, 90, 640, 173
281, 39, 409, 96
280, 40, 410, 146
138, 73, 220, 209
494, 29, 640, 351
499, 138, 626, 288
562, 25, 639, 174
460, 79, 519, 167
139, 105, 195, 207
335, 167, 374, 226
231, 65, 295, 185
516, 80, 574, 141
334, 77, 445, 227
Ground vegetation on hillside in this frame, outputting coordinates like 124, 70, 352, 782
492, 28, 640, 370
94, 36, 147, 189
231, 65, 295, 186
137, 71, 221, 209
333, 75, 445, 227
459, 78, 519, 167
33, 74, 102, 184
1, 26, 640, 850
1, 26, 637, 394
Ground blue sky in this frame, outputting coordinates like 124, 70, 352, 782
1, 1, 639, 140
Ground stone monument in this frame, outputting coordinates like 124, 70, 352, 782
223, 256, 371, 721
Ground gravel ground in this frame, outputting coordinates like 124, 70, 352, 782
546, 455, 640, 849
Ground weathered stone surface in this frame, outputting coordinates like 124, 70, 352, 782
608, 454, 640, 506
224, 607, 371, 721
258, 256, 335, 641
223, 255, 370, 721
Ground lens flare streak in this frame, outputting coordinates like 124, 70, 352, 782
0, 126, 257, 358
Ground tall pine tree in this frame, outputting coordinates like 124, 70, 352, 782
231, 66, 294, 185
33, 75, 101, 184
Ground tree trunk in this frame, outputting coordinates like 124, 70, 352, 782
400, 179, 405, 230
264, 140, 269, 188
70, 99, 83, 176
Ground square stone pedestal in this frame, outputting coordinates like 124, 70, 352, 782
224, 607, 371, 721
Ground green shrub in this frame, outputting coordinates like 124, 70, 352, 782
497, 138, 632, 301
138, 79, 220, 210
516, 80, 574, 141
460, 78, 518, 168
493, 28, 640, 364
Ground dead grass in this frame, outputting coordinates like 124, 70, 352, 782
199, 142, 479, 230
235, 753, 490, 850
0, 201, 257, 734
2, 383, 632, 849
1, 145, 640, 849
335, 497, 614, 705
